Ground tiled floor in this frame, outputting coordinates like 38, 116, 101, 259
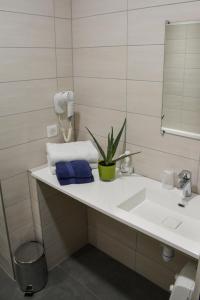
0, 245, 169, 300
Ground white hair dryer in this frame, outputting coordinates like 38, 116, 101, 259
54, 91, 74, 142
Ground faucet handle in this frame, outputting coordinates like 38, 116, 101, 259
178, 170, 191, 181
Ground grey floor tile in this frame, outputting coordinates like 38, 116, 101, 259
0, 245, 169, 300
60, 245, 169, 300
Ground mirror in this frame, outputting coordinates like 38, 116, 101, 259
161, 21, 200, 140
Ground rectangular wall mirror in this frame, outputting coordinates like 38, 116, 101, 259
161, 20, 200, 140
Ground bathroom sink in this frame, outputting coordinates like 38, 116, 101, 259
117, 186, 200, 243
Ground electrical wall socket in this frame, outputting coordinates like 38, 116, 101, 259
47, 124, 58, 138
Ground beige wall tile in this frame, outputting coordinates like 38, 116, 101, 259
74, 47, 127, 79
197, 165, 200, 194
127, 144, 199, 191
128, 0, 196, 9
37, 182, 87, 269
56, 49, 73, 77
1, 173, 30, 208
28, 173, 42, 230
73, 12, 127, 48
5, 199, 32, 233
45, 229, 86, 269
127, 113, 200, 160
88, 226, 136, 270
137, 233, 190, 274
75, 104, 126, 138
0, 136, 61, 179
72, 0, 127, 18
136, 253, 174, 290
54, 0, 71, 18
0, 48, 56, 82
9, 223, 35, 253
128, 46, 164, 81
74, 77, 126, 111
87, 208, 137, 250
127, 80, 162, 117
0, 173, 12, 277
0, 0, 54, 16
0, 79, 57, 116
0, 253, 13, 278
128, 2, 200, 45
55, 18, 72, 48
0, 11, 55, 47
57, 77, 73, 90
0, 108, 57, 149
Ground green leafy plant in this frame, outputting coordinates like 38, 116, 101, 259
86, 119, 141, 166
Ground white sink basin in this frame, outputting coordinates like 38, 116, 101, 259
118, 186, 200, 243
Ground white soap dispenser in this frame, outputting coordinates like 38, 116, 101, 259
120, 150, 133, 175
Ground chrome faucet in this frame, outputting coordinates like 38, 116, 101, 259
177, 170, 192, 198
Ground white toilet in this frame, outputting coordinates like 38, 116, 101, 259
169, 262, 196, 300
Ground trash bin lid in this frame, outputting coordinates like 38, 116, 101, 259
15, 241, 44, 264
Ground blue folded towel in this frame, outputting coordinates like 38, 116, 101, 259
55, 160, 94, 186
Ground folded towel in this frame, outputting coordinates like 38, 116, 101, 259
47, 141, 99, 174
56, 160, 94, 186
48, 159, 98, 175
57, 177, 93, 186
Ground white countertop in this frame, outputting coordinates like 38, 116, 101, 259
31, 166, 200, 259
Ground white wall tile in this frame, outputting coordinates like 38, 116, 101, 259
72, 0, 127, 18
54, 0, 71, 18
56, 49, 73, 77
73, 12, 127, 47
74, 77, 126, 111
0, 79, 57, 116
0, 0, 54, 16
0, 48, 56, 82
74, 47, 127, 79
0, 11, 55, 47
128, 45, 164, 81
127, 80, 162, 116
55, 18, 72, 48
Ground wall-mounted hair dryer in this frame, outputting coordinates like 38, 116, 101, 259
54, 91, 74, 143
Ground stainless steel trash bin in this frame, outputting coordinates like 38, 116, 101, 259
14, 241, 48, 296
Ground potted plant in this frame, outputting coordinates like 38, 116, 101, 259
86, 119, 141, 181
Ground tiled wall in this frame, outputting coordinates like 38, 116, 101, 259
0, 185, 12, 276
33, 181, 88, 270
72, 0, 200, 289
0, 0, 72, 277
72, 0, 200, 192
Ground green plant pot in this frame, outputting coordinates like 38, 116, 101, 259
98, 161, 116, 181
